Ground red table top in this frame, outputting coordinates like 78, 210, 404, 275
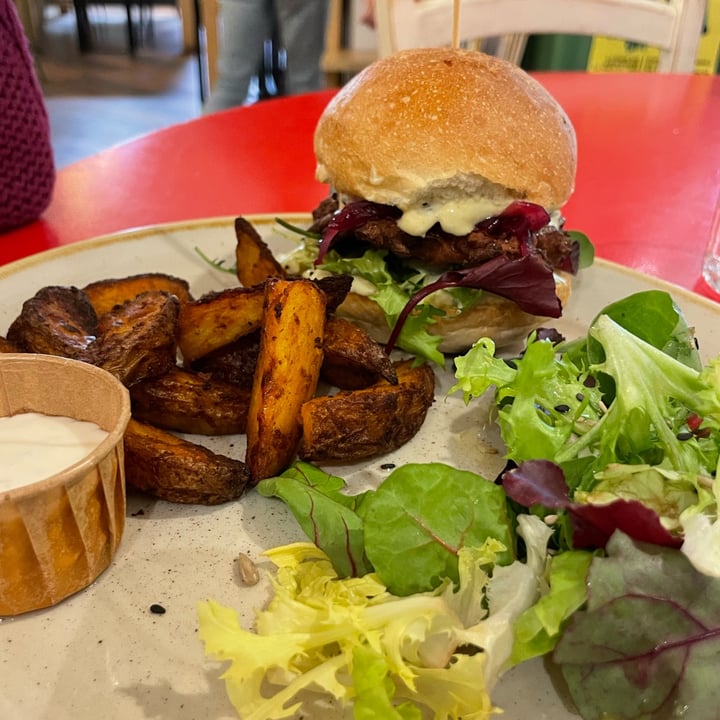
3, 72, 720, 298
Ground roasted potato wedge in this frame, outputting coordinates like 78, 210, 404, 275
234, 216, 287, 287
178, 275, 352, 367
92, 290, 179, 386
232, 213, 351, 309
246, 278, 326, 482
6, 285, 98, 359
190, 318, 396, 392
190, 331, 261, 387
299, 360, 435, 462
83, 273, 193, 316
314, 274, 353, 313
322, 316, 397, 389
130, 366, 250, 435
0, 336, 19, 353
177, 285, 265, 363
124, 418, 249, 504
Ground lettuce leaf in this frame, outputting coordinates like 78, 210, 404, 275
361, 463, 516, 595
452, 291, 720, 490
197, 542, 499, 720
504, 460, 683, 550
554, 531, 720, 720
319, 248, 446, 366
452, 292, 720, 557
259, 462, 516, 597
510, 549, 592, 665
256, 462, 372, 578
470, 514, 554, 685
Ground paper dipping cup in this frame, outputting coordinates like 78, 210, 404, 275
0, 354, 131, 616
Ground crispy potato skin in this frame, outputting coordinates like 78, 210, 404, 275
124, 418, 249, 504
313, 274, 353, 313
246, 278, 326, 482
0, 336, 20, 353
190, 319, 397, 392
322, 316, 397, 389
92, 291, 180, 386
230, 214, 351, 310
177, 276, 352, 366
6, 285, 98, 359
83, 273, 193, 316
299, 360, 435, 462
234, 217, 287, 287
2, 218, 440, 503
189, 331, 261, 387
130, 366, 250, 435
178, 285, 265, 363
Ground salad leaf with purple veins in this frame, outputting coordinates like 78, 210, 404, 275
554, 531, 720, 720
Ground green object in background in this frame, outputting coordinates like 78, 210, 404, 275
521, 34, 593, 71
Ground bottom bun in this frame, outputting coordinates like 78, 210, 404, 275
336, 273, 572, 355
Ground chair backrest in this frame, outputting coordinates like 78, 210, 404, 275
322, 0, 378, 86
373, 0, 707, 72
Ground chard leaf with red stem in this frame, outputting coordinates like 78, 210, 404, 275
385, 253, 561, 354
554, 531, 720, 720
503, 460, 682, 550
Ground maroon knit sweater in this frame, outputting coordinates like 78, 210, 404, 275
1, 0, 55, 233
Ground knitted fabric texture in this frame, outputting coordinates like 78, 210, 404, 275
1, 0, 56, 233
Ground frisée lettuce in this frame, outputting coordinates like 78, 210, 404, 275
198, 541, 500, 720
197, 519, 550, 720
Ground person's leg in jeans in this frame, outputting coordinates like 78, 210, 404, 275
275, 0, 329, 94
204, 0, 273, 112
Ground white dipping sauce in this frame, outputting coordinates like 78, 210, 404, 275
0, 412, 110, 491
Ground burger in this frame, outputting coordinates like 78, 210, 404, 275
286, 47, 590, 365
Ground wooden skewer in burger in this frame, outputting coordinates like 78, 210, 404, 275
288, 44, 590, 365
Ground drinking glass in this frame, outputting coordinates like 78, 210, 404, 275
702, 194, 720, 293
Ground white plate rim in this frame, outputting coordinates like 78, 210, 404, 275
2, 215, 719, 720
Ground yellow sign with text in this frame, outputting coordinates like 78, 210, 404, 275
587, 0, 720, 73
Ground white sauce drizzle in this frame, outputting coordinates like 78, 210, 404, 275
398, 196, 513, 237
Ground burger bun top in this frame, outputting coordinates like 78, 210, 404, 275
314, 48, 577, 235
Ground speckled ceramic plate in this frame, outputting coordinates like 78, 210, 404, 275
1, 217, 718, 720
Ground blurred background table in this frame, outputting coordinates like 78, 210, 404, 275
2, 72, 719, 298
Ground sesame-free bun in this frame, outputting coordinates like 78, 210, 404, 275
314, 47, 577, 353
314, 47, 577, 214
336, 271, 572, 354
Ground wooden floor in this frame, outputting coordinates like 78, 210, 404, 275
37, 6, 202, 168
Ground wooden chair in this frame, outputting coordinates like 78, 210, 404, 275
71, 0, 196, 57
321, 0, 377, 86
373, 0, 707, 72
13, 0, 46, 48
71, 0, 134, 53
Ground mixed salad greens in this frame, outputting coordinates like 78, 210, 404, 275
198, 289, 720, 719
280, 207, 593, 366
199, 464, 551, 719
